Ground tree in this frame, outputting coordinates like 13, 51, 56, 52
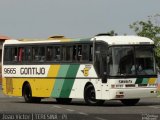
130, 15, 160, 66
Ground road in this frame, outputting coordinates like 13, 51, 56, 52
0, 86, 160, 120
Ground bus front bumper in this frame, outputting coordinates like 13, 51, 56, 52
109, 88, 158, 99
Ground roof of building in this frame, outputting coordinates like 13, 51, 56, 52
0, 35, 10, 41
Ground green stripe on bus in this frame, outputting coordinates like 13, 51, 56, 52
51, 65, 70, 97
135, 78, 143, 84
142, 78, 149, 84
59, 64, 80, 98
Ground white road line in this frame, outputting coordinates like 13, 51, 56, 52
66, 109, 75, 112
52, 105, 62, 109
95, 117, 107, 120
148, 106, 160, 109
78, 112, 88, 116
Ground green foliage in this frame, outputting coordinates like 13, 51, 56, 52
130, 15, 160, 67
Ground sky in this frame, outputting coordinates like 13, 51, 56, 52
0, 0, 160, 39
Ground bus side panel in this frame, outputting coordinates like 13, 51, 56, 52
31, 78, 55, 97
51, 64, 80, 98
2, 78, 7, 95
29, 64, 60, 97
69, 78, 87, 99
2, 77, 23, 96
69, 65, 102, 99
2, 77, 57, 97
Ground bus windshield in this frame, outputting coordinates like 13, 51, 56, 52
108, 46, 156, 76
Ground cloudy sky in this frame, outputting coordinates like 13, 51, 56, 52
0, 0, 160, 39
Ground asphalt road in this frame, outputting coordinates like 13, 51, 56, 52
0, 85, 160, 120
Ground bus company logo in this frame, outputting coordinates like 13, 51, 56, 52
81, 65, 91, 77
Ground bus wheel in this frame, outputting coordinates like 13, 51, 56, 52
56, 98, 72, 104
121, 99, 140, 106
84, 84, 105, 106
23, 83, 41, 103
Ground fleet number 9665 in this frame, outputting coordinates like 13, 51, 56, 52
4, 68, 16, 74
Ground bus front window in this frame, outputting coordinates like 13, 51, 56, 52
135, 46, 156, 75
108, 46, 134, 76
108, 46, 156, 76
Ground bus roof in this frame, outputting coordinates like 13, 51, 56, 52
3, 35, 154, 45
93, 35, 154, 45
3, 37, 91, 45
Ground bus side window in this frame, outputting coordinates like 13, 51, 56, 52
62, 46, 72, 62
77, 45, 82, 61
82, 44, 89, 62
4, 47, 12, 62
18, 47, 24, 62
46, 46, 53, 61
54, 46, 61, 61
73, 45, 77, 61
32, 47, 39, 61
39, 47, 45, 62
89, 45, 93, 61
66, 46, 72, 61
12, 47, 18, 62
25, 47, 31, 61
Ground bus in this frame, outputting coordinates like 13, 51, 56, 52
2, 35, 158, 106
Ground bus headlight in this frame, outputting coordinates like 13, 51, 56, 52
148, 84, 157, 87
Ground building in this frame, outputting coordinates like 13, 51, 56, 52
0, 35, 10, 84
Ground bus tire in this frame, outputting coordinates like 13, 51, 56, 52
23, 83, 41, 103
121, 99, 140, 106
56, 98, 72, 104
84, 84, 105, 106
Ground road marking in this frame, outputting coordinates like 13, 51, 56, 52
52, 105, 62, 109
78, 112, 88, 115
66, 109, 75, 112
95, 117, 107, 120
148, 106, 160, 109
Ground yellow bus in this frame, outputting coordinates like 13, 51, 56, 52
2, 35, 158, 105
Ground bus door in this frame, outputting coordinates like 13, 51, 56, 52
94, 41, 109, 99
